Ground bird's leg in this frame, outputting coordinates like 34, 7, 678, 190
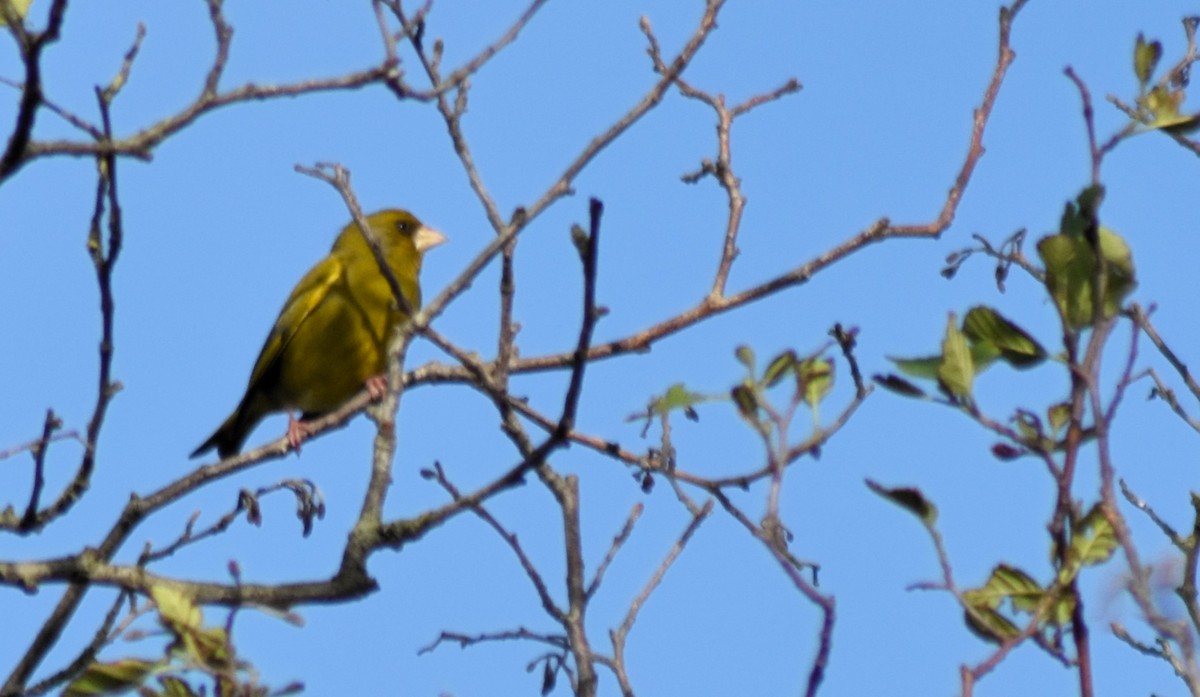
286, 412, 311, 454
364, 374, 388, 401
285, 377, 387, 455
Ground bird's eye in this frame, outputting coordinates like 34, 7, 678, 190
394, 220, 410, 233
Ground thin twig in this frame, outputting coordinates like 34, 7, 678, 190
585, 504, 644, 601
608, 500, 712, 697
19, 409, 60, 527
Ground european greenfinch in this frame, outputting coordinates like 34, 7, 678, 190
191, 209, 446, 459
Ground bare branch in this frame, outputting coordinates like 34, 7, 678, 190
586, 504, 644, 601
608, 500, 712, 697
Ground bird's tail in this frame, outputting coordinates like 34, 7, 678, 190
190, 408, 254, 459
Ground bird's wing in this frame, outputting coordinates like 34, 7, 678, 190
243, 253, 347, 396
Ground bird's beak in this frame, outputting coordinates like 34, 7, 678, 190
415, 225, 447, 252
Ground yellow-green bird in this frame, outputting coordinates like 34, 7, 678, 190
191, 209, 446, 459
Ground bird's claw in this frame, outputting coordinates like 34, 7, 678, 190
365, 374, 388, 401
286, 413, 311, 455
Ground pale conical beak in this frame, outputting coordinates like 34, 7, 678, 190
414, 225, 447, 252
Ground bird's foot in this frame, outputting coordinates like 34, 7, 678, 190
365, 374, 388, 401
286, 413, 312, 455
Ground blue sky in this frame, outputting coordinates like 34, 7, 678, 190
3, 2, 1200, 696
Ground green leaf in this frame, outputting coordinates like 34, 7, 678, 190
158, 676, 201, 697
1159, 112, 1200, 135
1070, 505, 1118, 568
64, 658, 160, 697
968, 339, 1002, 372
1143, 85, 1200, 132
762, 350, 797, 388
1049, 593, 1077, 627
1094, 227, 1137, 313
1047, 402, 1071, 436
648, 383, 709, 416
937, 313, 973, 399
962, 564, 1060, 639
1134, 33, 1162, 86
872, 373, 928, 399
963, 606, 1021, 644
1038, 227, 1137, 329
965, 564, 1043, 613
889, 354, 942, 380
865, 479, 937, 526
798, 358, 834, 407
1059, 185, 1104, 239
735, 345, 756, 372
891, 344, 999, 380
180, 625, 231, 670
152, 585, 202, 634
0, 0, 32, 27
962, 306, 1047, 368
731, 384, 758, 420
1013, 423, 1039, 445
1013, 411, 1041, 445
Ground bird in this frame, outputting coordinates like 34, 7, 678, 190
191, 209, 446, 459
